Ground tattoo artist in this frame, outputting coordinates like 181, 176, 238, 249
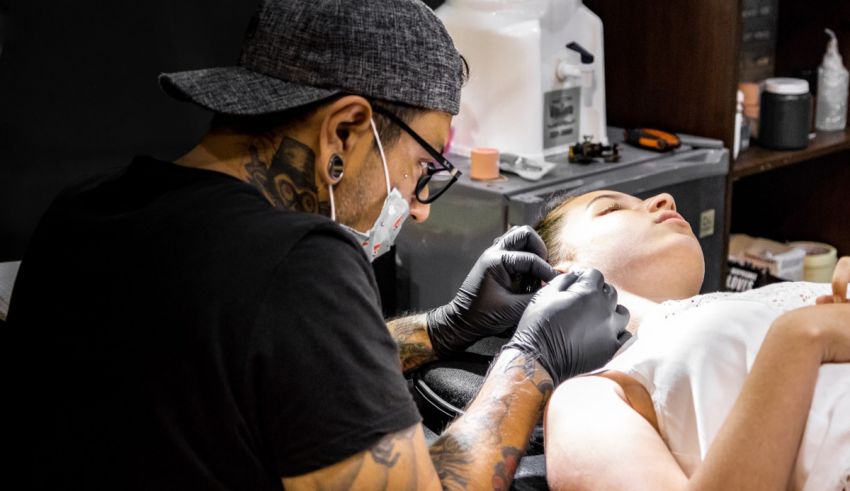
7, 1, 630, 490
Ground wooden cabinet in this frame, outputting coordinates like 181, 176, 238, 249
586, 0, 850, 268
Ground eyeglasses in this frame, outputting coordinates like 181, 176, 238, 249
372, 106, 461, 204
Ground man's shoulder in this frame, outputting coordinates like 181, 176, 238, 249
262, 214, 373, 285
233, 203, 361, 255
37, 155, 365, 273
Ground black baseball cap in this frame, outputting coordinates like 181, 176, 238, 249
159, 0, 464, 116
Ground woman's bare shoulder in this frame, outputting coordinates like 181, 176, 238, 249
545, 374, 686, 491
594, 371, 659, 432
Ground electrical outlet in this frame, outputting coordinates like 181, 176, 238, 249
699, 209, 716, 238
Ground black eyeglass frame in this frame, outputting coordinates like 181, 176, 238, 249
372, 106, 461, 204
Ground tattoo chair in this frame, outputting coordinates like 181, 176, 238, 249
411, 334, 549, 491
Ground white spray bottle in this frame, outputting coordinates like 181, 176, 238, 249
815, 28, 848, 131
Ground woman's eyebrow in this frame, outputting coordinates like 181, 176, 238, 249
585, 193, 623, 210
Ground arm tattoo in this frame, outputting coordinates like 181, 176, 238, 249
369, 442, 400, 468
387, 315, 437, 373
427, 351, 550, 490
429, 434, 472, 490
368, 426, 416, 468
430, 392, 516, 490
283, 427, 418, 490
243, 138, 329, 215
504, 349, 554, 401
492, 447, 522, 491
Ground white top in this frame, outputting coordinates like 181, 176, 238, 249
605, 282, 850, 491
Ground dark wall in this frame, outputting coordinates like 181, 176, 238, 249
0, 1, 260, 261
0, 1, 451, 262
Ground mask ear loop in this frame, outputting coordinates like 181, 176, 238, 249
331, 119, 389, 223
328, 184, 336, 221
370, 118, 392, 195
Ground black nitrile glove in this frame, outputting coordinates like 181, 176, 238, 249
504, 269, 631, 386
426, 226, 558, 358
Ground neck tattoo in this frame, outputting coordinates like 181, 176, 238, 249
243, 137, 329, 215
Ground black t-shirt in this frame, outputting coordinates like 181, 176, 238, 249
7, 156, 420, 490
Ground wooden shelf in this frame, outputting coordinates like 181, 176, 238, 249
731, 128, 850, 180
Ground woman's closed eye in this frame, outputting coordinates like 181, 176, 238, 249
597, 202, 622, 216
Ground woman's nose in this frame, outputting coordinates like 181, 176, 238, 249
409, 200, 430, 222
646, 192, 677, 212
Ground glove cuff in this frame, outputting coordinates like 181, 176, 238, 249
503, 335, 562, 386
425, 306, 456, 359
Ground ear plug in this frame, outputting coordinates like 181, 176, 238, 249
328, 154, 344, 180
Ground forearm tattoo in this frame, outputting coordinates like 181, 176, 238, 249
503, 349, 554, 402
387, 315, 437, 373
492, 447, 522, 491
427, 351, 551, 490
429, 434, 472, 489
429, 389, 522, 490
243, 137, 330, 216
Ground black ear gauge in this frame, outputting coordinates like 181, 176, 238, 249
328, 154, 345, 181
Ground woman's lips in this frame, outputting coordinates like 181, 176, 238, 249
655, 211, 688, 225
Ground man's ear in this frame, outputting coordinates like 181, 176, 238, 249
316, 95, 373, 186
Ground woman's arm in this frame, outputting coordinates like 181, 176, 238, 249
817, 255, 849, 304
545, 303, 850, 491
545, 374, 687, 491
686, 307, 827, 490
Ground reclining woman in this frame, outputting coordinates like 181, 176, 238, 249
536, 190, 850, 491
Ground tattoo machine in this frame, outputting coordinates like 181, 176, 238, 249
568, 136, 620, 164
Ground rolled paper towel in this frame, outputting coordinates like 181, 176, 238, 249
470, 148, 500, 180
788, 241, 838, 283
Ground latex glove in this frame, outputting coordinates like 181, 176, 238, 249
426, 226, 558, 357
504, 269, 631, 386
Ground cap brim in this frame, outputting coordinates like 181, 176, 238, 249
159, 66, 341, 116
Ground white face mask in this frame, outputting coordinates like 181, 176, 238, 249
329, 119, 410, 262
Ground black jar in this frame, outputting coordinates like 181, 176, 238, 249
758, 78, 812, 150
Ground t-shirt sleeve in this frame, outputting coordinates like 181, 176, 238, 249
251, 225, 421, 477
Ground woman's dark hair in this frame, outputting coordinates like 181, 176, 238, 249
534, 190, 584, 264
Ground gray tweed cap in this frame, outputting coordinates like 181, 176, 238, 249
159, 0, 464, 116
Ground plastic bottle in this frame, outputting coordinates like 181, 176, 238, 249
815, 28, 849, 131
733, 89, 749, 159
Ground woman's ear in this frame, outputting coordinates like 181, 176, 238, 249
553, 260, 573, 274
